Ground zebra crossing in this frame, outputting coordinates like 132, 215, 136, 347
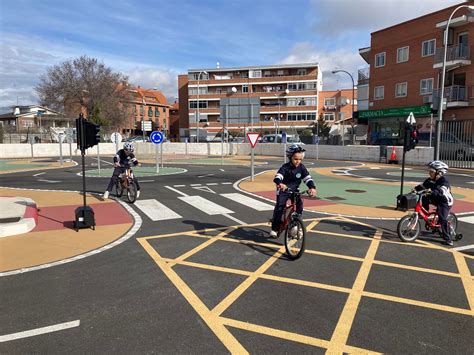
132, 185, 274, 223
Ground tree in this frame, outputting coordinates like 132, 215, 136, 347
312, 113, 331, 138
35, 56, 131, 128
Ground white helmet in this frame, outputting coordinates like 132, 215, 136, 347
123, 142, 135, 152
427, 160, 448, 176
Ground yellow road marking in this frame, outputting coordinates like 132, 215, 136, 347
212, 246, 285, 316
326, 230, 383, 353
137, 238, 248, 354
452, 252, 474, 312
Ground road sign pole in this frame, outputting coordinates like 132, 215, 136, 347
156, 143, 159, 173
160, 142, 163, 168
59, 136, 63, 167
97, 143, 101, 175
251, 147, 255, 181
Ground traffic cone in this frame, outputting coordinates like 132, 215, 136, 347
389, 146, 398, 164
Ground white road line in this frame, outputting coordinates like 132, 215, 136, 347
198, 174, 214, 178
193, 186, 216, 194
165, 185, 188, 197
33, 172, 45, 177
178, 195, 234, 215
370, 167, 381, 170
221, 182, 232, 185
0, 320, 80, 342
452, 244, 474, 252
223, 213, 246, 225
99, 159, 115, 166
135, 199, 182, 221
139, 180, 155, 183
221, 193, 274, 211
37, 179, 61, 183
219, 169, 225, 172
190, 184, 202, 186
207, 183, 218, 186
173, 184, 185, 188
458, 215, 474, 224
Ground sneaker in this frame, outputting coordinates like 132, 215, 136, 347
136, 190, 140, 199
269, 230, 278, 238
103, 191, 109, 199
443, 239, 454, 246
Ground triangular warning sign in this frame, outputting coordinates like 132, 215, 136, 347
247, 132, 260, 148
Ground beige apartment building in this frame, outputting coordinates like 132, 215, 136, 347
358, 2, 474, 146
178, 63, 322, 141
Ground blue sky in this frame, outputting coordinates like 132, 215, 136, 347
0, 0, 462, 107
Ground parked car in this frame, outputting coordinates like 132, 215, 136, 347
418, 132, 474, 160
260, 134, 303, 144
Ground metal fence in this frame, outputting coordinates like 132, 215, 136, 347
439, 120, 473, 169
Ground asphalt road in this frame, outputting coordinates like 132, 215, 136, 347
0, 157, 473, 353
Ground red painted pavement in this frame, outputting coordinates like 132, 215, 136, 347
33, 203, 132, 232
451, 199, 474, 214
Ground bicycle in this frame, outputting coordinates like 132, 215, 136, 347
397, 189, 462, 243
115, 167, 138, 204
270, 188, 307, 260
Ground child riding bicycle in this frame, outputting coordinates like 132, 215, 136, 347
270, 144, 317, 237
413, 160, 454, 246
103, 142, 141, 199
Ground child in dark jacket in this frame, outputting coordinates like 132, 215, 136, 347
270, 144, 317, 238
414, 160, 454, 245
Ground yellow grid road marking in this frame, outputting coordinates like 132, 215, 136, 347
138, 216, 473, 353
326, 230, 383, 353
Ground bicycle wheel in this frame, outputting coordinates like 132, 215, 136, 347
447, 213, 458, 240
126, 180, 137, 204
115, 180, 123, 198
397, 214, 420, 242
284, 217, 306, 260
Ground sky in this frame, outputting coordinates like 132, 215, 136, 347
0, 0, 463, 108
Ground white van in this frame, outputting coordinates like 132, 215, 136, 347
261, 134, 302, 144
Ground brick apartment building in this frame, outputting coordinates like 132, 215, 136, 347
178, 63, 323, 141
124, 87, 170, 138
358, 2, 474, 146
318, 89, 357, 124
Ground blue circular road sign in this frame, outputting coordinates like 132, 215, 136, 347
150, 131, 164, 144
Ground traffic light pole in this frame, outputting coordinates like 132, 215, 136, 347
79, 114, 87, 209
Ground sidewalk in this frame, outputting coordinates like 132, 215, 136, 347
0, 188, 133, 273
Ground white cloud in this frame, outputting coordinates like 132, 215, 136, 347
280, 42, 365, 90
310, 0, 463, 36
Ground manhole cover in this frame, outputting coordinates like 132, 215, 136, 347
325, 196, 346, 201
345, 189, 366, 193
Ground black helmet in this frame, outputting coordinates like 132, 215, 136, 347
286, 144, 305, 158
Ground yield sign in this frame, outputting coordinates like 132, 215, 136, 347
247, 132, 260, 148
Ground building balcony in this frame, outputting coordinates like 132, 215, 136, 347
433, 44, 471, 69
189, 74, 319, 85
357, 68, 369, 86
432, 85, 469, 108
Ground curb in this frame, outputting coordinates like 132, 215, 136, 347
0, 198, 38, 238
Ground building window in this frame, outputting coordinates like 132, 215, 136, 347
277, 70, 284, 76
242, 85, 248, 93
375, 52, 386, 68
422, 39, 436, 57
297, 69, 307, 75
324, 98, 336, 106
155, 108, 160, 117
23, 120, 34, 127
396, 46, 409, 63
148, 107, 153, 117
395, 82, 408, 97
189, 101, 208, 109
288, 113, 316, 121
324, 113, 335, 121
420, 78, 433, 95
249, 70, 261, 78
374, 86, 384, 100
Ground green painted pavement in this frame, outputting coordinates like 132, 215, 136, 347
85, 166, 187, 177
301, 172, 465, 208
0, 160, 49, 171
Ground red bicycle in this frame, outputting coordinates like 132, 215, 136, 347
270, 188, 307, 260
397, 190, 462, 242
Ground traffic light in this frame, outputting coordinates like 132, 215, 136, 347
404, 124, 419, 152
76, 114, 101, 152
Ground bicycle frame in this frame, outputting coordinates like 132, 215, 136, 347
119, 168, 133, 189
412, 192, 441, 230
278, 190, 299, 233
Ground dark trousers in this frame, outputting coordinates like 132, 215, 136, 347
271, 191, 303, 231
421, 195, 452, 241
106, 167, 140, 192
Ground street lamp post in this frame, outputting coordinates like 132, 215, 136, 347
331, 69, 355, 146
435, 4, 474, 160
141, 97, 146, 142
196, 70, 208, 143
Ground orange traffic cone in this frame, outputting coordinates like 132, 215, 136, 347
389, 146, 398, 164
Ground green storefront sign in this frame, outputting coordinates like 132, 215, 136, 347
358, 105, 431, 119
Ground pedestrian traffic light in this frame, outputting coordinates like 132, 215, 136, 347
404, 124, 419, 152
